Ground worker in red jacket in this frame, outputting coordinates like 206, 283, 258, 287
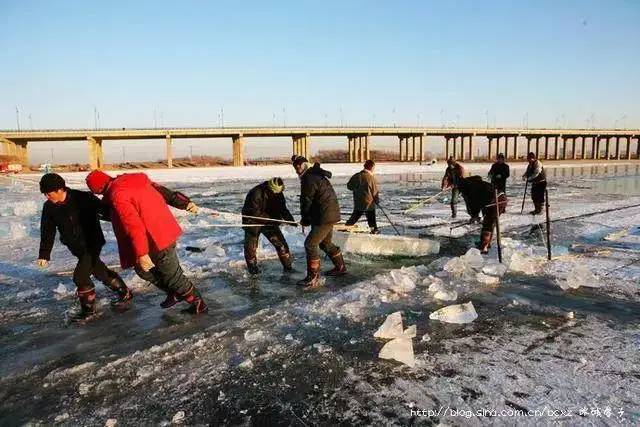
85, 170, 207, 314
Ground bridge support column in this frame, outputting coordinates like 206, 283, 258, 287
452, 136, 458, 160
561, 136, 567, 160
542, 136, 549, 160
458, 136, 464, 161
513, 136, 518, 160
626, 137, 632, 160
615, 137, 621, 160
535, 137, 540, 159
487, 137, 493, 160
467, 135, 474, 161
636, 136, 640, 159
592, 137, 598, 159
87, 136, 103, 170
398, 136, 403, 161
232, 135, 245, 166
526, 137, 531, 157
444, 137, 450, 160
364, 134, 370, 161
580, 137, 586, 159
166, 135, 173, 168
419, 134, 425, 163
605, 137, 611, 160
502, 136, 508, 159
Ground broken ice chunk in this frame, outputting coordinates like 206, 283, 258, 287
482, 261, 507, 277
433, 289, 458, 301
555, 264, 600, 290
462, 248, 485, 269
476, 272, 499, 285
402, 325, 417, 338
53, 283, 74, 300
378, 337, 415, 367
374, 311, 404, 339
429, 301, 478, 324
332, 232, 440, 257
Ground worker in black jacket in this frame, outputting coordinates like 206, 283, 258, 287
242, 177, 295, 275
457, 176, 507, 254
488, 153, 510, 193
37, 173, 132, 322
292, 156, 344, 288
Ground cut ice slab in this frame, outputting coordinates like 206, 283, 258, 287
429, 301, 478, 324
374, 311, 403, 339
378, 337, 415, 367
332, 231, 440, 257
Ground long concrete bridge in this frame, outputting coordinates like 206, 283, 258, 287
1, 127, 639, 169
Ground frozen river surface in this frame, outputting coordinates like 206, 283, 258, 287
0, 162, 639, 426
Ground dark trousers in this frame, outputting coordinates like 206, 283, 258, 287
305, 224, 340, 260
481, 194, 508, 234
492, 179, 507, 194
73, 253, 120, 293
345, 209, 377, 229
531, 181, 547, 210
134, 244, 192, 295
244, 225, 290, 262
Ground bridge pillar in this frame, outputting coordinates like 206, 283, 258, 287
419, 134, 425, 163
636, 136, 640, 159
605, 137, 611, 159
166, 135, 173, 168
232, 135, 245, 166
626, 137, 632, 160
87, 136, 104, 170
444, 137, 450, 160
487, 137, 493, 160
580, 137, 586, 159
615, 137, 621, 160
541, 136, 548, 160
512, 136, 518, 160
534, 137, 539, 159
452, 136, 458, 160
592, 137, 598, 159
502, 136, 508, 159
467, 135, 474, 161
561, 136, 567, 160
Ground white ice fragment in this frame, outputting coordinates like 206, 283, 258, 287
556, 264, 600, 290
0, 221, 28, 240
244, 329, 266, 342
566, 311, 575, 319
421, 334, 431, 342
172, 411, 186, 424
53, 283, 73, 300
105, 419, 117, 427
462, 248, 485, 269
12, 200, 38, 217
433, 289, 458, 301
507, 252, 538, 275
239, 359, 254, 369
429, 301, 478, 324
285, 333, 293, 341
373, 311, 404, 339
427, 277, 446, 293
476, 272, 499, 285
54, 413, 70, 422
482, 261, 507, 277
403, 325, 417, 338
78, 383, 91, 395
387, 270, 416, 294
313, 343, 333, 353
378, 337, 415, 367
332, 232, 440, 257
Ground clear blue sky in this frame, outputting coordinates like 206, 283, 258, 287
1, 0, 639, 162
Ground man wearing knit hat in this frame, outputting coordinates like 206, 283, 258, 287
37, 173, 132, 322
292, 156, 345, 288
85, 170, 207, 314
241, 177, 296, 275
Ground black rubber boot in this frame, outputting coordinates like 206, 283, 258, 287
277, 250, 294, 272
479, 231, 493, 254
105, 276, 133, 311
160, 293, 179, 309
296, 258, 321, 289
246, 259, 260, 275
70, 287, 97, 322
370, 227, 380, 235
326, 251, 347, 276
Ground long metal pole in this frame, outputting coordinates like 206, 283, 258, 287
494, 189, 502, 263
377, 202, 401, 236
545, 188, 552, 260
520, 180, 529, 214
